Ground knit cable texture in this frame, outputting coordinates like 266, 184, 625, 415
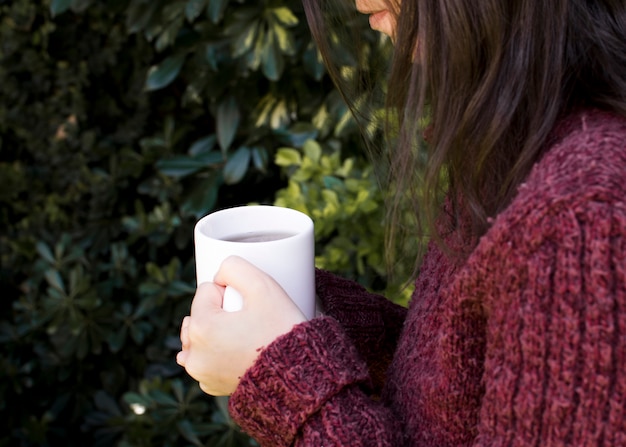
228, 108, 626, 446
229, 317, 402, 446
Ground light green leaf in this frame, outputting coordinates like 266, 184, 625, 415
271, 7, 299, 26
273, 25, 296, 55
232, 21, 259, 57
275, 148, 302, 167
145, 54, 186, 91
303, 139, 322, 163
244, 26, 264, 71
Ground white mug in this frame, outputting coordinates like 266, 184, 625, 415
193, 205, 316, 319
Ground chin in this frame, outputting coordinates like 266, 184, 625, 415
369, 14, 396, 39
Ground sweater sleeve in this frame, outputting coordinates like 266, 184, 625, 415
315, 269, 408, 391
228, 316, 403, 446
468, 197, 626, 445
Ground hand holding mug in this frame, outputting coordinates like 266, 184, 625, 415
176, 256, 306, 396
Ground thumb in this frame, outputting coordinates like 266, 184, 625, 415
214, 255, 284, 302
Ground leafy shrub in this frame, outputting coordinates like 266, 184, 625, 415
0, 0, 410, 446
275, 139, 415, 304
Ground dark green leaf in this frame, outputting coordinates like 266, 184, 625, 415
140, 136, 167, 150
171, 379, 185, 402
207, 0, 230, 24
162, 2, 185, 22
189, 135, 216, 155
36, 241, 56, 264
196, 151, 224, 166
251, 147, 268, 172
181, 174, 221, 217
130, 323, 147, 344
156, 156, 207, 178
107, 327, 127, 353
223, 146, 251, 184
45, 269, 65, 293
125, 0, 160, 33
50, 0, 72, 17
232, 21, 259, 58
167, 280, 196, 296
177, 419, 204, 446
186, 0, 207, 22
94, 391, 123, 416
150, 390, 178, 406
303, 42, 325, 81
145, 54, 186, 91
261, 31, 283, 81
275, 122, 320, 147
216, 97, 240, 151
155, 16, 184, 52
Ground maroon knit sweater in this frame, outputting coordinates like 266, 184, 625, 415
228, 108, 626, 446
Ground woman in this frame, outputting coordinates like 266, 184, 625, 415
177, 0, 626, 445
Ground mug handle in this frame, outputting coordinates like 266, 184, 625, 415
222, 286, 244, 312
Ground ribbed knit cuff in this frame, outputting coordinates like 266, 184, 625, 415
315, 268, 367, 312
228, 316, 370, 446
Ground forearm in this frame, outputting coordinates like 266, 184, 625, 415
296, 385, 403, 446
229, 317, 403, 446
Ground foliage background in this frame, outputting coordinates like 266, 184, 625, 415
0, 0, 414, 445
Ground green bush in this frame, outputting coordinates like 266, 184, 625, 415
274, 139, 415, 304
0, 1, 410, 446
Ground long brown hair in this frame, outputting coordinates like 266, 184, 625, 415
303, 0, 626, 259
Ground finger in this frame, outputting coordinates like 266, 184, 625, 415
180, 316, 190, 350
214, 255, 280, 299
176, 350, 188, 367
190, 281, 225, 317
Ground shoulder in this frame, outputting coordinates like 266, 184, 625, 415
523, 108, 626, 204
498, 108, 626, 231
463, 108, 626, 279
